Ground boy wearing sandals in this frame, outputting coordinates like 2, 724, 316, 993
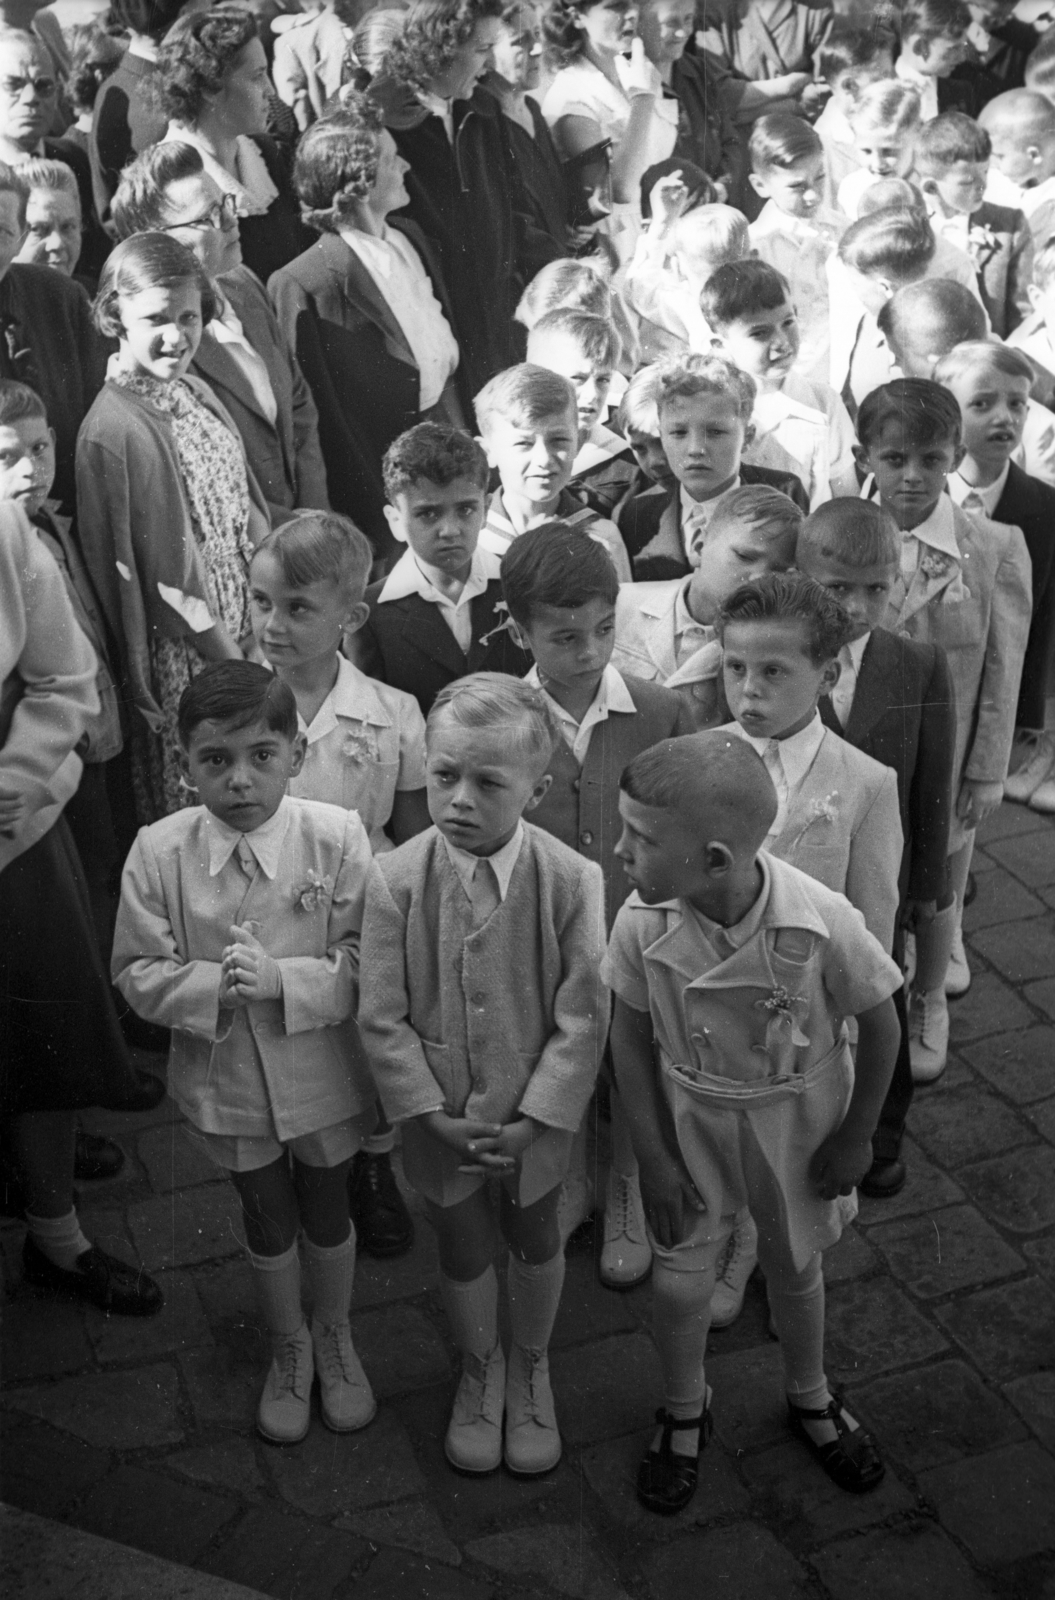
605, 731, 902, 1514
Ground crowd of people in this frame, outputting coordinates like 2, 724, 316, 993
2, 0, 1052, 1519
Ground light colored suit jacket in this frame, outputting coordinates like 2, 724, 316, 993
272, 9, 349, 126
612, 580, 725, 730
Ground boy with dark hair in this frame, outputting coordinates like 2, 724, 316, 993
895, 0, 981, 118
353, 423, 532, 715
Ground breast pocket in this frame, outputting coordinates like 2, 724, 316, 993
768, 926, 822, 987
342, 758, 400, 833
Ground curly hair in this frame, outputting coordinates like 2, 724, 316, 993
66, 24, 123, 117
155, 5, 259, 127
293, 99, 384, 229
541, 0, 593, 70
92, 233, 217, 340
383, 0, 503, 91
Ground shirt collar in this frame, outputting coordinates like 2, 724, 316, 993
573, 423, 629, 477
846, 630, 870, 671
525, 661, 636, 723
377, 544, 500, 605
300, 653, 393, 742
948, 462, 1009, 516
673, 580, 713, 641
730, 710, 826, 791
441, 821, 524, 900
684, 850, 772, 952
904, 492, 962, 559
205, 797, 290, 879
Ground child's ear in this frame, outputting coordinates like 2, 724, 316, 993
919, 175, 940, 196
911, 33, 931, 62
852, 440, 871, 469
819, 656, 842, 696
704, 839, 735, 875
742, 419, 756, 448
383, 503, 409, 544
747, 171, 769, 199
476, 432, 498, 470
507, 616, 533, 654
177, 748, 198, 792
1028, 282, 1044, 314
288, 732, 307, 778
47, 426, 56, 448
525, 771, 553, 810
950, 440, 967, 471
342, 599, 370, 638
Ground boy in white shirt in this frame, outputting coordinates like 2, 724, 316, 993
838, 79, 923, 218
979, 88, 1055, 243
624, 195, 749, 356
814, 24, 897, 203
892, 0, 972, 123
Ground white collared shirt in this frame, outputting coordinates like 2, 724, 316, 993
442, 821, 524, 900
1016, 173, 1055, 220
891, 492, 962, 581
894, 54, 939, 121
672, 581, 716, 668
205, 797, 290, 878
985, 166, 1026, 210
526, 662, 636, 766
948, 463, 1010, 519
377, 546, 500, 653
210, 293, 278, 425
749, 201, 843, 247
726, 711, 827, 843
338, 225, 459, 411
930, 206, 971, 254
830, 629, 870, 729
683, 849, 771, 957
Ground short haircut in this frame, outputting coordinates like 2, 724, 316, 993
93, 233, 216, 339
916, 110, 992, 173
66, 24, 124, 118
514, 258, 611, 328
293, 98, 385, 232
933, 338, 1036, 389
816, 21, 896, 87
177, 661, 298, 747
838, 209, 936, 280
382, 422, 490, 500
796, 498, 901, 571
112, 141, 205, 239
671, 203, 749, 265
474, 363, 577, 435
656, 352, 756, 424
639, 157, 715, 221
252, 512, 373, 603
856, 176, 928, 217
856, 376, 963, 449
620, 731, 778, 850
749, 112, 823, 173
700, 258, 791, 331
705, 484, 805, 552
0, 162, 29, 228
847, 78, 922, 135
155, 5, 259, 126
619, 362, 664, 437
0, 379, 47, 429
501, 521, 619, 625
979, 87, 1055, 142
899, 0, 970, 44
528, 307, 622, 371
716, 572, 855, 664
1032, 233, 1055, 290
1025, 23, 1055, 95
877, 277, 987, 356
427, 671, 558, 772
17, 158, 80, 219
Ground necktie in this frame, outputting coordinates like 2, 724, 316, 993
831, 644, 856, 729
235, 837, 256, 878
961, 490, 986, 517
469, 858, 501, 928
762, 739, 789, 837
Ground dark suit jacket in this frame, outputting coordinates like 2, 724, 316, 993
616, 467, 810, 582
235, 137, 316, 285
992, 460, 1055, 729
268, 224, 460, 556
192, 264, 328, 518
937, 72, 992, 119
819, 627, 955, 905
354, 580, 534, 716
531, 673, 694, 926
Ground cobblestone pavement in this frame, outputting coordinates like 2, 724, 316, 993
3, 800, 1055, 1600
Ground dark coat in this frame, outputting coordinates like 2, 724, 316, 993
617, 468, 810, 582
236, 136, 316, 284
501, 95, 571, 259
991, 461, 1055, 730
88, 50, 166, 227
268, 223, 460, 555
819, 627, 955, 904
670, 52, 746, 197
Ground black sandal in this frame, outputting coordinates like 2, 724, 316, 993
636, 1402, 713, 1514
787, 1391, 885, 1493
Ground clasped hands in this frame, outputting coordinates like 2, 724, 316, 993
220, 922, 282, 1006
422, 1111, 543, 1174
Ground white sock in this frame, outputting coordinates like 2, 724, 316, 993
765, 1247, 828, 1411
303, 1227, 355, 1327
507, 1251, 565, 1354
440, 1264, 499, 1360
246, 1239, 304, 1338
26, 1207, 91, 1270
651, 1259, 714, 1450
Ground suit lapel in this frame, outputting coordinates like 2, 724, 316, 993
397, 594, 467, 674
192, 330, 267, 423
842, 632, 892, 744
326, 234, 418, 372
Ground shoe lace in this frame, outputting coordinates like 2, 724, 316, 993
274, 1333, 310, 1400
609, 1173, 634, 1237
720, 1224, 754, 1283
456, 1350, 498, 1423
315, 1322, 358, 1386
516, 1349, 548, 1423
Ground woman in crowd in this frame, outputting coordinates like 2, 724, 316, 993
636, 0, 747, 207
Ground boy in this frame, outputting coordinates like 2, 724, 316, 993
893, 0, 977, 120
606, 732, 901, 1513
702, 259, 858, 507
473, 364, 632, 581
798, 501, 955, 1165
814, 24, 898, 201
353, 424, 532, 717
618, 355, 809, 584
618, 362, 675, 501
838, 80, 923, 219
359, 675, 607, 1477
612, 483, 802, 727
114, 663, 378, 1444
830, 209, 937, 413
1008, 231, 1055, 403
501, 525, 693, 1288
855, 378, 1032, 1003
979, 88, 1055, 243
916, 111, 1033, 335
711, 573, 904, 1317
525, 309, 638, 519
936, 341, 1055, 810
625, 199, 749, 358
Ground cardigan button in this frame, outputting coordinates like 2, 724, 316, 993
470, 991, 486, 1007
580, 830, 593, 846
572, 778, 581, 792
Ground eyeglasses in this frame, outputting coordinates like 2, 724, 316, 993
161, 192, 239, 233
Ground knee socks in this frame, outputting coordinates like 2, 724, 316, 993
303, 1226, 356, 1327
440, 1263, 499, 1360
246, 1239, 303, 1338
651, 1257, 716, 1418
507, 1251, 565, 1354
765, 1247, 828, 1412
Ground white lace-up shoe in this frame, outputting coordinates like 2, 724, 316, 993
1004, 731, 1054, 802
504, 1345, 562, 1476
312, 1318, 377, 1433
444, 1344, 505, 1473
709, 1213, 758, 1329
257, 1322, 314, 1444
944, 922, 971, 998
600, 1169, 652, 1288
908, 986, 949, 1083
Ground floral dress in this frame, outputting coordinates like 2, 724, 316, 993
114, 371, 253, 820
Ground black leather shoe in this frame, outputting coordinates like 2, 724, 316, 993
22, 1234, 164, 1316
113, 1070, 167, 1113
788, 1391, 884, 1493
637, 1404, 713, 1515
859, 1157, 906, 1199
349, 1150, 414, 1257
74, 1126, 125, 1182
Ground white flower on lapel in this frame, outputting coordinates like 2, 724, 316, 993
295, 869, 333, 912
919, 549, 954, 581
788, 790, 839, 848
755, 985, 811, 1063
966, 221, 998, 266
342, 727, 379, 765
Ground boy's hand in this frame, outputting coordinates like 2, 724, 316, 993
221, 923, 282, 1001
956, 778, 1003, 829
421, 1111, 508, 1167
639, 1159, 706, 1249
456, 1116, 544, 1174
649, 169, 690, 227
0, 786, 26, 836
810, 1127, 873, 1200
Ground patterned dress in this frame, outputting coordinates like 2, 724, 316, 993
114, 372, 253, 820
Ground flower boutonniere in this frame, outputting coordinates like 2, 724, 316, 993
966, 221, 998, 265
919, 548, 955, 582
295, 869, 333, 912
789, 790, 839, 848
756, 985, 811, 1048
342, 726, 379, 765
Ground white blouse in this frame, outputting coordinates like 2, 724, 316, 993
339, 225, 460, 411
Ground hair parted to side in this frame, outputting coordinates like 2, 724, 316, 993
855, 376, 963, 450
17, 157, 80, 216
383, 0, 503, 89
501, 520, 619, 625
293, 99, 385, 230
846, 79, 922, 135
705, 484, 805, 552
0, 379, 47, 429
177, 660, 299, 747
528, 307, 622, 371
749, 112, 823, 173
701, 258, 792, 331
427, 671, 559, 771
0, 162, 29, 228
1032, 233, 1055, 290
112, 141, 206, 239
838, 208, 936, 280
933, 338, 1036, 389
716, 572, 856, 664
656, 353, 756, 424
855, 176, 928, 218
155, 5, 259, 126
796, 498, 901, 571
382, 422, 490, 500
252, 512, 374, 604
619, 732, 779, 849
514, 258, 611, 328
92, 233, 217, 339
916, 110, 991, 172
619, 361, 664, 436
671, 203, 749, 266
816, 21, 896, 87
899, 0, 970, 45
353, 7, 407, 75
474, 364, 577, 435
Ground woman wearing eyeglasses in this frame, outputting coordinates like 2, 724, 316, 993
112, 140, 329, 521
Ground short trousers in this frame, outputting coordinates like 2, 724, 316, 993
185, 1114, 371, 1174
